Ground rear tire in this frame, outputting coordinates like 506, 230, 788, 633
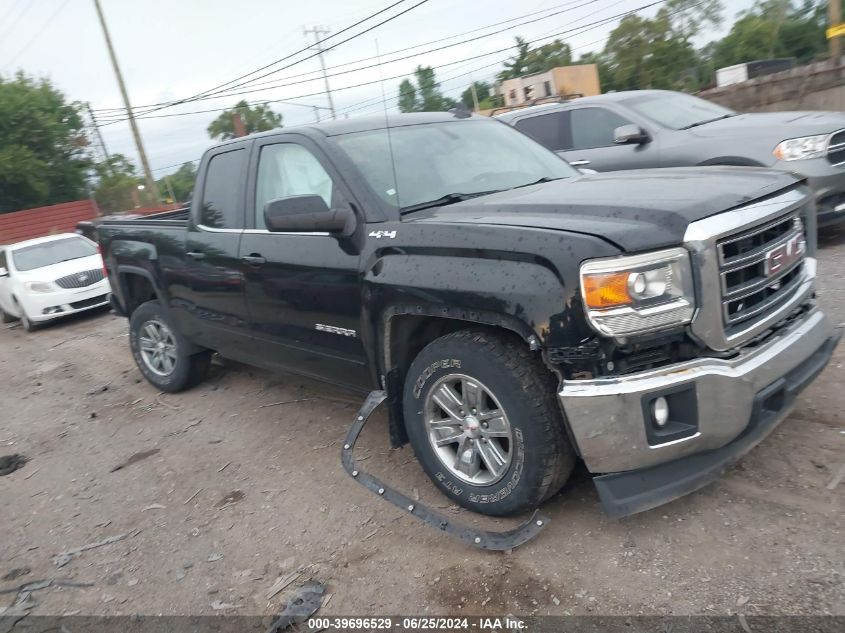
129, 300, 211, 393
403, 329, 574, 517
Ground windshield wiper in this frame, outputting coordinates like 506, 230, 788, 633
679, 114, 735, 130
400, 190, 500, 214
512, 176, 563, 189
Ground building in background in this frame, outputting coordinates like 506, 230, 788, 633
500, 64, 600, 107
716, 59, 796, 87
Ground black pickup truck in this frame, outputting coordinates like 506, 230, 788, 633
98, 112, 839, 519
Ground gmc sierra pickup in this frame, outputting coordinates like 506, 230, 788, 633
98, 112, 840, 519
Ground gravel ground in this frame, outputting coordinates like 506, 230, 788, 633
0, 229, 843, 619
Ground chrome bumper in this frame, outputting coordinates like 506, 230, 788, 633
559, 308, 836, 474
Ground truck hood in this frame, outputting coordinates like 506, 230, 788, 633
411, 167, 800, 251
688, 111, 845, 139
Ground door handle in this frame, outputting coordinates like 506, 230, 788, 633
569, 160, 591, 166
186, 251, 206, 260
241, 255, 266, 266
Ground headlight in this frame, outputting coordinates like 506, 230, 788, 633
773, 134, 828, 161
580, 248, 695, 338
25, 281, 54, 293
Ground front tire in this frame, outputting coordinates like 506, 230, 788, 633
129, 300, 211, 393
13, 299, 37, 332
403, 329, 574, 517
1, 307, 16, 324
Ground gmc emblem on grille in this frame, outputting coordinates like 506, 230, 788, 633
764, 234, 805, 277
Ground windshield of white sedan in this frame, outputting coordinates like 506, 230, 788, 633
624, 93, 736, 130
12, 237, 97, 272
334, 120, 578, 212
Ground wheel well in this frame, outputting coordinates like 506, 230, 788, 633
383, 315, 529, 447
697, 157, 765, 167
120, 273, 157, 316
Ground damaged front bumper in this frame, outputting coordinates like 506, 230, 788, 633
558, 307, 840, 517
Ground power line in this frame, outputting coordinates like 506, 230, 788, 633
95, 0, 619, 122
99, 1, 663, 126
94, 0, 600, 117
91, 0, 594, 113
7, 0, 71, 65
102, 0, 430, 125
0, 0, 35, 45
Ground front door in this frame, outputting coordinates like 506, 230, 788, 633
559, 106, 661, 171
239, 137, 370, 390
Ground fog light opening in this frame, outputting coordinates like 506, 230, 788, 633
652, 396, 670, 428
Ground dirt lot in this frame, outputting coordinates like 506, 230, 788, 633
1, 231, 844, 620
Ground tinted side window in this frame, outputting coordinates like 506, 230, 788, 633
254, 144, 335, 229
514, 112, 563, 150
0, 250, 6, 269
200, 149, 246, 229
570, 108, 633, 150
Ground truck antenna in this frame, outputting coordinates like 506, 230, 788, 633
375, 39, 401, 211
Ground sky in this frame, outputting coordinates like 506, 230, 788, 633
0, 0, 754, 178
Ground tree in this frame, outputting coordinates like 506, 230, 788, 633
0, 72, 90, 213
601, 12, 704, 91
460, 81, 491, 109
93, 154, 152, 213
711, 0, 826, 70
157, 161, 196, 203
397, 66, 456, 113
497, 37, 573, 81
207, 100, 282, 140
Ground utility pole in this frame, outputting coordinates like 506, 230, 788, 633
830, 0, 842, 60
304, 26, 337, 120
86, 102, 111, 167
231, 111, 247, 137
470, 82, 481, 112
92, 0, 159, 203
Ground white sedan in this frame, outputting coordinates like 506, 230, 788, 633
0, 234, 112, 331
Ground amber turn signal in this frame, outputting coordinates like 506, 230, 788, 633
582, 272, 633, 308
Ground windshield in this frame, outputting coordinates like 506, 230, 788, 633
333, 119, 578, 212
12, 237, 97, 272
622, 92, 736, 130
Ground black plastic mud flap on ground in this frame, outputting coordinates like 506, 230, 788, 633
341, 391, 549, 551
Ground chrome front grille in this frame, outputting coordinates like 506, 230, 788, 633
55, 268, 104, 289
827, 129, 845, 165
717, 213, 806, 335
684, 187, 816, 352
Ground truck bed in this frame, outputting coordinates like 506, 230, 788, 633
99, 206, 190, 228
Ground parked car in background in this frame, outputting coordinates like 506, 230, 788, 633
497, 89, 845, 227
0, 234, 111, 331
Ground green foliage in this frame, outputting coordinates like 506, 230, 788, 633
0, 72, 90, 213
460, 81, 492, 109
157, 161, 196, 203
397, 66, 456, 113
497, 37, 573, 81
93, 154, 153, 213
711, 0, 826, 69
207, 100, 283, 140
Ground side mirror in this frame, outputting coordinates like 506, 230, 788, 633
0, 267, 8, 277
614, 124, 650, 145
264, 195, 353, 234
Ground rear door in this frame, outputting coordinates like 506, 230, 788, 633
179, 143, 253, 358
558, 106, 660, 171
238, 135, 370, 390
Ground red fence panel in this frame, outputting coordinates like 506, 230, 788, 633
0, 200, 99, 245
